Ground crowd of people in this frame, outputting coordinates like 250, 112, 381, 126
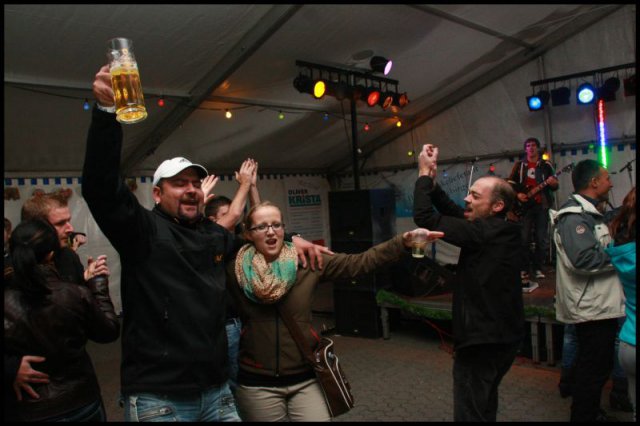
3, 64, 635, 423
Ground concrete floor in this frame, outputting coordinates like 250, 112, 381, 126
87, 280, 634, 422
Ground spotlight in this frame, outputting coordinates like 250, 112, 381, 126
597, 77, 620, 102
550, 87, 570, 106
364, 87, 381, 107
293, 74, 314, 94
313, 80, 326, 99
623, 74, 636, 97
370, 56, 392, 75
526, 90, 549, 111
378, 92, 394, 110
576, 83, 595, 105
392, 92, 409, 108
293, 74, 326, 99
326, 80, 350, 101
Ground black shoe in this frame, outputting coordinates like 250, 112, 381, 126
558, 382, 572, 398
595, 408, 619, 422
609, 390, 634, 412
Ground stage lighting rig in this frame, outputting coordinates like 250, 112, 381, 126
294, 60, 409, 110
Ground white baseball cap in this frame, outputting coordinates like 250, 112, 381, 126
152, 157, 208, 186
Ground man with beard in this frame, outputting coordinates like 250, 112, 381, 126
413, 144, 524, 421
549, 159, 625, 422
83, 65, 331, 422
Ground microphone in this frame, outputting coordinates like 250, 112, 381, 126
619, 159, 635, 173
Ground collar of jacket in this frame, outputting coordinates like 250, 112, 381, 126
152, 204, 206, 229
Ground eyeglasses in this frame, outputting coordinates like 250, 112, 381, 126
248, 222, 285, 233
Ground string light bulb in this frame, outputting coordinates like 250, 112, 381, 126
396, 118, 402, 128
278, 111, 285, 120
542, 151, 550, 161
323, 113, 329, 121
83, 99, 90, 111
364, 123, 370, 132
489, 164, 496, 174
407, 150, 414, 157
157, 96, 165, 107
225, 109, 232, 119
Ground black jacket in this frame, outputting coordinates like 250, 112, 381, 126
82, 107, 239, 394
4, 266, 119, 421
413, 176, 525, 350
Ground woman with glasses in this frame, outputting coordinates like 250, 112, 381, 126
226, 201, 443, 421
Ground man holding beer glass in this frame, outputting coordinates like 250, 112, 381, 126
84, 63, 330, 421
413, 144, 525, 422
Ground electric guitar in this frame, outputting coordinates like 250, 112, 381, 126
508, 163, 574, 220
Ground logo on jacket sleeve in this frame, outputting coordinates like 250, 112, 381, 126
575, 225, 586, 235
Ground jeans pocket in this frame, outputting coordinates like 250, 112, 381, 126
129, 394, 177, 422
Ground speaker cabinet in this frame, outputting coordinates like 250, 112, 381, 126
389, 255, 454, 297
329, 189, 396, 337
329, 189, 396, 250
333, 285, 383, 338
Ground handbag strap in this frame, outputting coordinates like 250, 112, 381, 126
275, 304, 316, 366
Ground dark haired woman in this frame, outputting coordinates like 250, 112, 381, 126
4, 219, 120, 421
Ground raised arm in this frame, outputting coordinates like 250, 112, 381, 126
249, 159, 261, 208
216, 159, 254, 232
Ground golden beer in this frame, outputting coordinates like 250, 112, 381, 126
107, 38, 147, 124
111, 66, 147, 124
411, 241, 427, 258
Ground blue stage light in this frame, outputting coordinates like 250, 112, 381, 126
526, 90, 549, 111
577, 83, 595, 105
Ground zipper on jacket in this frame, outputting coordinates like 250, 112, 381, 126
162, 297, 169, 358
275, 310, 280, 377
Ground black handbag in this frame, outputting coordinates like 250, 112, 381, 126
276, 305, 354, 417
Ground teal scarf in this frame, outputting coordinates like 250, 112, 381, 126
234, 242, 298, 304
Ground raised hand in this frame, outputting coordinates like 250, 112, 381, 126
201, 174, 219, 206
93, 64, 115, 108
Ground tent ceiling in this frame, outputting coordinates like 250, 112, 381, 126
4, 4, 622, 177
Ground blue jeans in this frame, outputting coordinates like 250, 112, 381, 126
226, 317, 242, 393
562, 319, 626, 379
124, 382, 240, 422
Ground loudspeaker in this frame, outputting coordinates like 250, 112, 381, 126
333, 285, 382, 338
390, 255, 454, 297
329, 189, 396, 250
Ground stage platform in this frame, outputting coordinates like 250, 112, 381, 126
376, 268, 562, 365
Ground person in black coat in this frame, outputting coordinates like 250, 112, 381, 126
413, 144, 525, 422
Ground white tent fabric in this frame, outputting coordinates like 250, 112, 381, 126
4, 5, 636, 296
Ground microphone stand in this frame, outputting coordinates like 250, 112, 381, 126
467, 157, 479, 191
618, 159, 635, 187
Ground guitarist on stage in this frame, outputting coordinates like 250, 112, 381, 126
507, 137, 558, 291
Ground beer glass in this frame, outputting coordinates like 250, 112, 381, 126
411, 229, 428, 258
107, 38, 147, 124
